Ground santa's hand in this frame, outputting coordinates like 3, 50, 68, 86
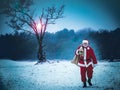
76, 50, 80, 55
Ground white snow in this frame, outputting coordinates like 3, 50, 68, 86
0, 59, 120, 90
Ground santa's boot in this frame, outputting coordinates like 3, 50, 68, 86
88, 79, 92, 86
83, 82, 87, 88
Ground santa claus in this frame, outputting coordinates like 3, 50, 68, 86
74, 39, 97, 88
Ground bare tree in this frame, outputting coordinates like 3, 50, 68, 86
0, 0, 65, 63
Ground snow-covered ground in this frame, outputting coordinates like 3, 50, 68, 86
0, 59, 120, 90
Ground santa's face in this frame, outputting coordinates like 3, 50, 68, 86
82, 42, 88, 47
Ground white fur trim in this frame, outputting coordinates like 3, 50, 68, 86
82, 40, 88, 44
83, 48, 86, 60
87, 47, 90, 50
78, 62, 93, 67
76, 50, 79, 55
78, 63, 86, 67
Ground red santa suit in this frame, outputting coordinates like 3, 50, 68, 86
75, 45, 97, 82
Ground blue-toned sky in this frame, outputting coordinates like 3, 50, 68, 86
0, 0, 120, 34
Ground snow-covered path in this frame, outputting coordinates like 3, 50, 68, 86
0, 60, 120, 90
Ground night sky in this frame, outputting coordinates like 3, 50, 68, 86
0, 0, 120, 34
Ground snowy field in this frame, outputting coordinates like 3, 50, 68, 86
0, 59, 120, 90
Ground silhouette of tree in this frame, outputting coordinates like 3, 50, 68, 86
0, 0, 65, 63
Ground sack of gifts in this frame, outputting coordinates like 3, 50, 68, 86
71, 46, 84, 66
71, 55, 80, 66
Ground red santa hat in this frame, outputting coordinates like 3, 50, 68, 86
82, 39, 89, 44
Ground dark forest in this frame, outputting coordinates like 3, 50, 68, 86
0, 28, 120, 61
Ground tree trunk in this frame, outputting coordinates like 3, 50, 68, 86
37, 37, 46, 63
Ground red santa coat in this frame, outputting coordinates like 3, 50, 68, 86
75, 45, 97, 67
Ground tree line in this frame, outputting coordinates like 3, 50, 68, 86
0, 28, 120, 61
89, 28, 120, 60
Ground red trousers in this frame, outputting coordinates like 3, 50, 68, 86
80, 65, 93, 82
